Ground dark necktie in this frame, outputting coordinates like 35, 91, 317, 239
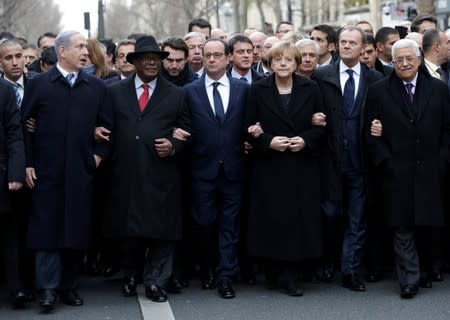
240, 77, 248, 83
66, 73, 75, 87
139, 83, 149, 112
343, 69, 355, 114
436, 67, 448, 82
14, 83, 22, 107
212, 82, 225, 123
405, 83, 414, 104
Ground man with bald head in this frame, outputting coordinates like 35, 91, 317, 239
249, 31, 267, 66
211, 28, 228, 41
253, 36, 279, 75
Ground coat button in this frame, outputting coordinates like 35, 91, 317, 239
416, 138, 420, 143
136, 135, 140, 140
410, 119, 414, 123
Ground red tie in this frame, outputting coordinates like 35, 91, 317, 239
139, 83, 149, 111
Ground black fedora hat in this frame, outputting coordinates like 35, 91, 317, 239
126, 35, 169, 63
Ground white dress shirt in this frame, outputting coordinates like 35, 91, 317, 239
205, 73, 230, 114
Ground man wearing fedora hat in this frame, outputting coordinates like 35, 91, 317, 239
102, 35, 190, 303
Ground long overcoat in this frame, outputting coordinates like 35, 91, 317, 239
22, 67, 108, 249
365, 70, 450, 227
245, 74, 325, 261
0, 79, 25, 214
102, 75, 190, 240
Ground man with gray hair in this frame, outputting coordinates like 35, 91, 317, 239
295, 39, 320, 78
22, 30, 109, 311
365, 38, 450, 298
184, 32, 206, 78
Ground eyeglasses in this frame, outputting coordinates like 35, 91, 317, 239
393, 56, 418, 65
204, 52, 225, 59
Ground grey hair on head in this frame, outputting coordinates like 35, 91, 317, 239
392, 38, 420, 59
295, 39, 320, 54
183, 32, 206, 42
54, 30, 81, 58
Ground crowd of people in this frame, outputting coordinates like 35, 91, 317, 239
1, 13, 450, 313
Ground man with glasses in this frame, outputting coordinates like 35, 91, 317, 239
183, 38, 249, 299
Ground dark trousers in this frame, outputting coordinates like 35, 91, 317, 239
1, 214, 22, 294
323, 167, 366, 275
35, 250, 82, 292
121, 238, 174, 288
392, 228, 420, 287
191, 167, 242, 281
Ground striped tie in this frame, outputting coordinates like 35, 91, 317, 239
14, 83, 22, 107
66, 73, 75, 86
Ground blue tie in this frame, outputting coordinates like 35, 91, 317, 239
343, 69, 355, 114
14, 83, 22, 107
240, 77, 248, 82
66, 73, 75, 86
212, 82, 225, 123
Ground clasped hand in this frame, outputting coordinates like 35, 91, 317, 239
270, 136, 305, 152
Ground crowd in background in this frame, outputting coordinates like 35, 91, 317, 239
1, 13, 450, 313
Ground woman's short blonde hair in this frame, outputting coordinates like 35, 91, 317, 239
267, 40, 301, 68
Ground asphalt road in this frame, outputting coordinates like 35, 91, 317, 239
2, 273, 450, 320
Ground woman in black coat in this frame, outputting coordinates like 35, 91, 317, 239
246, 41, 325, 296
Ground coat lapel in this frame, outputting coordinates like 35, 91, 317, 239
286, 76, 311, 118
413, 72, 432, 121
259, 75, 294, 128
123, 75, 141, 117
387, 73, 414, 119
195, 79, 219, 124
141, 76, 170, 116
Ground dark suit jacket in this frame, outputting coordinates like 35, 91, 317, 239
184, 75, 249, 181
226, 67, 264, 84
0, 78, 24, 214
103, 75, 190, 240
22, 66, 108, 249
365, 69, 450, 227
312, 61, 383, 200
104, 74, 123, 86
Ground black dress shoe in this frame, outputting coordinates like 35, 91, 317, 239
122, 276, 137, 297
61, 290, 83, 306
39, 289, 57, 312
366, 272, 383, 283
103, 265, 120, 278
217, 280, 235, 299
321, 263, 336, 282
145, 285, 168, 302
167, 277, 183, 293
12, 290, 27, 309
285, 284, 304, 297
430, 271, 443, 282
419, 278, 432, 288
201, 274, 216, 290
400, 284, 418, 299
342, 274, 366, 292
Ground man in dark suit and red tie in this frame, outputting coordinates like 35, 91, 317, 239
183, 38, 249, 299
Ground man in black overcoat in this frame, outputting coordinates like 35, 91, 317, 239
365, 38, 450, 298
102, 36, 190, 303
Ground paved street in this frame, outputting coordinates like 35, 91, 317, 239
2, 273, 450, 320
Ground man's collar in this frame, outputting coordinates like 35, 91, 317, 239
135, 74, 158, 89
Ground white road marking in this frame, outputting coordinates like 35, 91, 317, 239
137, 285, 175, 320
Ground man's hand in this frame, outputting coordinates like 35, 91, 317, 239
26, 117, 36, 133
288, 136, 305, 152
154, 138, 174, 157
371, 119, 382, 137
248, 122, 263, 138
312, 112, 326, 126
25, 167, 37, 189
172, 128, 191, 141
95, 126, 111, 142
269, 136, 290, 152
8, 182, 23, 191
94, 154, 102, 168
